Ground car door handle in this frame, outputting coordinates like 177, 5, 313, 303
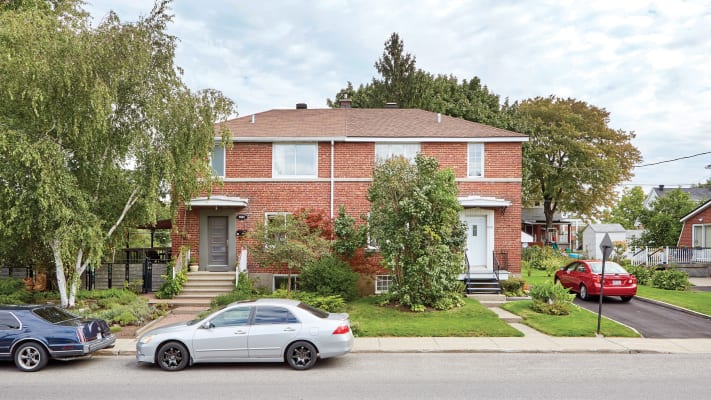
283, 327, 296, 332
234, 330, 247, 335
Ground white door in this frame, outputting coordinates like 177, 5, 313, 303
464, 215, 488, 271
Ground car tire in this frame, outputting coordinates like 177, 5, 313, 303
286, 341, 317, 370
14, 342, 48, 372
579, 284, 589, 301
156, 341, 190, 371
620, 296, 633, 302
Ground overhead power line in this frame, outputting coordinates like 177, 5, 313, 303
635, 151, 711, 168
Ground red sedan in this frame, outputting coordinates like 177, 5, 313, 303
554, 260, 637, 302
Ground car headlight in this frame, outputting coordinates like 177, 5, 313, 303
138, 335, 153, 345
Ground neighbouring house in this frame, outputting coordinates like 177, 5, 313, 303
643, 185, 711, 209
521, 207, 584, 250
171, 102, 528, 294
678, 199, 711, 250
581, 223, 626, 259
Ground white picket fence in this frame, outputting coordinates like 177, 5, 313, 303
630, 247, 711, 266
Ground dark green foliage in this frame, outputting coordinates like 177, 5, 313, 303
500, 277, 527, 297
268, 290, 346, 313
332, 206, 367, 259
638, 190, 698, 246
75, 288, 160, 326
0, 277, 33, 304
530, 281, 575, 315
625, 264, 653, 286
299, 256, 359, 301
650, 268, 690, 291
155, 266, 187, 299
210, 273, 260, 308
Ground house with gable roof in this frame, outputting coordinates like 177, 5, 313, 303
171, 101, 528, 294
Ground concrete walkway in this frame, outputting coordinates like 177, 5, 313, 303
98, 302, 711, 357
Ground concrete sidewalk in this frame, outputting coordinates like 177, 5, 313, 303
98, 305, 711, 357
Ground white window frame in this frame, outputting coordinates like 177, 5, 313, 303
467, 143, 484, 178
264, 212, 290, 245
692, 224, 711, 248
375, 143, 421, 163
375, 275, 393, 294
211, 143, 225, 177
272, 143, 318, 178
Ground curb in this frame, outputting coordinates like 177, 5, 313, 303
635, 296, 711, 320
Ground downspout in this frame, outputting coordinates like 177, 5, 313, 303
330, 140, 335, 218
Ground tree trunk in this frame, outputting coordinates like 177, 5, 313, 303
543, 198, 557, 244
50, 239, 69, 308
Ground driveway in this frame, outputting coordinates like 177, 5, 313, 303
573, 296, 711, 338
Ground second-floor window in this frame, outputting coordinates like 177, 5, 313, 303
211, 143, 225, 177
375, 143, 420, 163
468, 143, 484, 177
273, 143, 317, 178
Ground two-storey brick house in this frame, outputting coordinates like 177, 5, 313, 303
171, 102, 527, 293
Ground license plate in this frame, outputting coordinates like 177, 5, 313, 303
612, 280, 621, 286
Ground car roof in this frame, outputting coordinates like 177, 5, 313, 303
0, 304, 43, 311
227, 298, 301, 307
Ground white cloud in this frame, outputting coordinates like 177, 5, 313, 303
84, 0, 711, 187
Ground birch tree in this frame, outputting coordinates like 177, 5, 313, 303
0, 0, 234, 307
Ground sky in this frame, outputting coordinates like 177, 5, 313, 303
83, 0, 711, 191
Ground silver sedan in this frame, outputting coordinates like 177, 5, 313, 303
136, 298, 354, 371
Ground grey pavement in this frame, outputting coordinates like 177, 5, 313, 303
99, 282, 711, 357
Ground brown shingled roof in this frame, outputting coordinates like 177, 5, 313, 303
221, 108, 527, 140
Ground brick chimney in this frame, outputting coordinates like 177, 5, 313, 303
339, 98, 352, 109
384, 102, 398, 109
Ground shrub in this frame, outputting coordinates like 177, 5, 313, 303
500, 276, 527, 297
650, 268, 690, 291
211, 273, 260, 307
155, 266, 187, 299
76, 289, 157, 326
299, 256, 359, 301
625, 265, 653, 286
522, 246, 568, 276
0, 277, 33, 304
529, 281, 575, 315
269, 289, 347, 313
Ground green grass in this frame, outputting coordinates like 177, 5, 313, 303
346, 296, 523, 337
501, 300, 639, 337
637, 285, 711, 316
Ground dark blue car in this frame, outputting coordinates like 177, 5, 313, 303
0, 304, 116, 372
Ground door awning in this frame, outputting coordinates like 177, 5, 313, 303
458, 195, 511, 208
189, 195, 249, 208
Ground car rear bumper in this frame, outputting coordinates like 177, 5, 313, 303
590, 284, 637, 296
50, 334, 116, 358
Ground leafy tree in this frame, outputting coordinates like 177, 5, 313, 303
246, 214, 331, 293
0, 0, 234, 307
605, 186, 646, 229
327, 33, 511, 128
638, 189, 697, 246
367, 154, 466, 311
517, 96, 642, 236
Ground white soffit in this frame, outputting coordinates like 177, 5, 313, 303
189, 195, 249, 207
458, 195, 511, 208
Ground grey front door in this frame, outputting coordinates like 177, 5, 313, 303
208, 216, 228, 271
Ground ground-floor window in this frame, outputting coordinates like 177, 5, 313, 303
693, 224, 711, 247
375, 275, 393, 294
273, 274, 298, 291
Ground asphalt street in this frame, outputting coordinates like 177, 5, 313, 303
574, 296, 711, 338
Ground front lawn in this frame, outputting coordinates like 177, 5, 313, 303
637, 285, 711, 316
347, 296, 523, 337
501, 300, 639, 337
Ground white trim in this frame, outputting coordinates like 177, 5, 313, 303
374, 275, 393, 294
190, 195, 249, 207
226, 136, 528, 143
458, 195, 511, 208
220, 177, 521, 183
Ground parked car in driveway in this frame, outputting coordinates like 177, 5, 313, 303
136, 298, 354, 371
0, 304, 116, 372
554, 260, 637, 302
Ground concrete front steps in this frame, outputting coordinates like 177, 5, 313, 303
172, 271, 236, 307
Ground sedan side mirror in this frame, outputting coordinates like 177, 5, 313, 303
200, 321, 213, 329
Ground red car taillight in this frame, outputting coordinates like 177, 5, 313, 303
592, 275, 601, 284
332, 323, 350, 335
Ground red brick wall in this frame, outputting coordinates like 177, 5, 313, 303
172, 140, 523, 275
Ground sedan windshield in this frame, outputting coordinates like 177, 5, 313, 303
33, 306, 79, 324
588, 261, 628, 274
